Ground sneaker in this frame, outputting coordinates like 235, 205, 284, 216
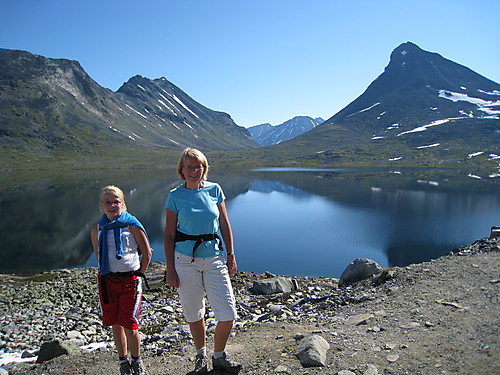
120, 360, 132, 375
131, 358, 147, 375
193, 354, 208, 374
212, 353, 242, 374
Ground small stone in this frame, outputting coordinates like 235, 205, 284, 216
387, 353, 399, 362
274, 365, 291, 373
364, 364, 379, 375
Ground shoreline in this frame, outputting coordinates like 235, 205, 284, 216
1, 235, 499, 374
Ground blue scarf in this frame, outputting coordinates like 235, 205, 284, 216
98, 211, 148, 275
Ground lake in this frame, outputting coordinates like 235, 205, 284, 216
1, 167, 498, 278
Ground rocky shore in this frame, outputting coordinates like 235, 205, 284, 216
1, 236, 499, 375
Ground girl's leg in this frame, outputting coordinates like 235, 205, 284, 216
112, 324, 127, 357
124, 328, 141, 358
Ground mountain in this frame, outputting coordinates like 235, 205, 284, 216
265, 42, 500, 173
0, 48, 257, 159
247, 116, 324, 146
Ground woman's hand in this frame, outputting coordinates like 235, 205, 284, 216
226, 254, 238, 276
165, 268, 180, 288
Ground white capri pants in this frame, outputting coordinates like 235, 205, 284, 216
174, 252, 238, 323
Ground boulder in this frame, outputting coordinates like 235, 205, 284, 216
295, 334, 330, 367
251, 276, 295, 295
36, 339, 75, 363
340, 258, 383, 285
490, 226, 500, 238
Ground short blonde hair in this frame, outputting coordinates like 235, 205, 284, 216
99, 185, 127, 211
176, 148, 209, 181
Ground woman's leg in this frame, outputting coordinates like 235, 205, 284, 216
175, 253, 206, 347
189, 318, 207, 350
214, 320, 234, 352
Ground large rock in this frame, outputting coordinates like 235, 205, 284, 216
251, 276, 295, 295
36, 339, 75, 363
295, 334, 330, 367
340, 258, 383, 285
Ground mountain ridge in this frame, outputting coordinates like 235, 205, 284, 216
254, 42, 500, 175
1, 43, 499, 175
0, 48, 257, 160
247, 116, 324, 146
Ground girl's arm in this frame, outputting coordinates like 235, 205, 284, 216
218, 200, 238, 275
130, 225, 152, 274
90, 225, 99, 260
164, 208, 180, 287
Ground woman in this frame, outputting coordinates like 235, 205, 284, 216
91, 185, 151, 375
164, 148, 241, 374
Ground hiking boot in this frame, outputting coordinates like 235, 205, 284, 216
131, 358, 147, 375
212, 353, 242, 374
120, 360, 132, 375
193, 354, 208, 374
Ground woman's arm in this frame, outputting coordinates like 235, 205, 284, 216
130, 225, 152, 274
164, 208, 180, 287
218, 200, 238, 275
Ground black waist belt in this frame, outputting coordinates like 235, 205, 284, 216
100, 270, 150, 304
175, 230, 223, 255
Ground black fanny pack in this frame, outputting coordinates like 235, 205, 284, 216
175, 229, 223, 255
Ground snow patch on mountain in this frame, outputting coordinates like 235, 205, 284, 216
125, 104, 148, 119
416, 143, 440, 149
346, 102, 380, 118
438, 89, 500, 115
172, 94, 200, 119
468, 151, 484, 158
397, 118, 455, 136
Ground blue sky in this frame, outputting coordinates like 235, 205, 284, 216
1, 0, 499, 128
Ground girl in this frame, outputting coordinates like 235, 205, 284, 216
91, 185, 151, 375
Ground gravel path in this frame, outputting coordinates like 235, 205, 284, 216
2, 237, 499, 375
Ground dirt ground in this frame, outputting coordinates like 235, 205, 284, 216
7, 245, 500, 375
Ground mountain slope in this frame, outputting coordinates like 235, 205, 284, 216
0, 49, 257, 160
116, 75, 256, 151
248, 116, 324, 146
265, 42, 500, 174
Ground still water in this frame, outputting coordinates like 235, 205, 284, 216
1, 167, 498, 278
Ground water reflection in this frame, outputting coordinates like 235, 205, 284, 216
0, 168, 498, 277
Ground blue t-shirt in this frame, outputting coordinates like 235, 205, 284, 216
165, 181, 225, 257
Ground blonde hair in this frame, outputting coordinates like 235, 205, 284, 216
176, 148, 209, 181
99, 185, 127, 211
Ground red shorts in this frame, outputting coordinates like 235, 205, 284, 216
98, 274, 142, 330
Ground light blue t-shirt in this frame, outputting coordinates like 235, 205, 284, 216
165, 181, 225, 257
